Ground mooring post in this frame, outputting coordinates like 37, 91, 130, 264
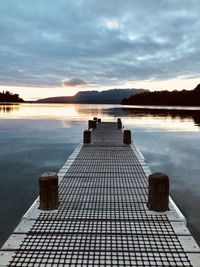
147, 172, 169, 212
83, 130, 91, 144
88, 120, 93, 129
39, 172, 59, 210
98, 118, 101, 123
123, 130, 131, 144
92, 120, 97, 129
117, 118, 122, 129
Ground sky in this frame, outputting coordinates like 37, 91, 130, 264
0, 0, 200, 100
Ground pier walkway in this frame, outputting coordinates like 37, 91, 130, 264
0, 121, 200, 266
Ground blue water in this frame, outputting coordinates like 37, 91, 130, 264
0, 103, 200, 246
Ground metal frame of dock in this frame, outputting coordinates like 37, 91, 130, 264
0, 121, 200, 266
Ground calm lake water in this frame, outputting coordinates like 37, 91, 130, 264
1, 103, 200, 246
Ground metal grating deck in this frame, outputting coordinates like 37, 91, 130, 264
1, 121, 200, 266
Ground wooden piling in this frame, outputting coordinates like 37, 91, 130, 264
92, 120, 97, 129
123, 130, 131, 144
117, 118, 122, 129
88, 120, 93, 129
83, 130, 91, 144
39, 172, 59, 210
147, 172, 169, 212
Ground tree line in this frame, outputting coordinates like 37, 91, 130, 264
121, 84, 200, 106
0, 91, 24, 102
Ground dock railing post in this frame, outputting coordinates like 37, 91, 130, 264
39, 172, 59, 210
123, 130, 131, 144
147, 172, 169, 212
117, 118, 122, 129
83, 130, 91, 144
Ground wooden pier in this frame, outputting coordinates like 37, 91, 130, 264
1, 120, 200, 266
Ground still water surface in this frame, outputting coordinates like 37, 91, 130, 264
1, 103, 200, 246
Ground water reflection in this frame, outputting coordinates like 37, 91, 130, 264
132, 130, 200, 245
121, 107, 200, 128
1, 103, 200, 131
0, 104, 19, 114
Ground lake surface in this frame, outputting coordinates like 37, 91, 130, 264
1, 103, 200, 246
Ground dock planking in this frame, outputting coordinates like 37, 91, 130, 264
0, 120, 200, 266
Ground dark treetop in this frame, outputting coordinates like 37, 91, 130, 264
0, 91, 24, 103
121, 84, 200, 106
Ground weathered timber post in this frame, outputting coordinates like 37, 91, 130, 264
88, 119, 97, 129
93, 117, 98, 121
83, 130, 91, 144
123, 130, 131, 144
39, 172, 59, 210
88, 120, 93, 129
92, 120, 97, 129
147, 172, 169, 212
117, 118, 122, 129
98, 118, 101, 123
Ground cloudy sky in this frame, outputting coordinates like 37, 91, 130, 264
1, 0, 200, 100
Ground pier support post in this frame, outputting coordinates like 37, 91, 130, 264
92, 120, 97, 129
123, 130, 131, 144
39, 172, 59, 210
88, 120, 93, 129
83, 130, 91, 144
147, 172, 169, 212
117, 118, 122, 129
88, 120, 97, 129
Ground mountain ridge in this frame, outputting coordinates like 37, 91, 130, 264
36, 88, 146, 104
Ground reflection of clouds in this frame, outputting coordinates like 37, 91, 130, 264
131, 131, 200, 184
61, 121, 71, 128
134, 130, 200, 194
133, 130, 200, 244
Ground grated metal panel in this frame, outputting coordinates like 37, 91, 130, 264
59, 176, 148, 188
29, 216, 175, 235
8, 250, 192, 266
70, 160, 143, 166
60, 201, 144, 211
59, 185, 148, 197
67, 164, 147, 173
64, 172, 147, 179
36, 210, 174, 222
15, 234, 187, 253
59, 193, 147, 204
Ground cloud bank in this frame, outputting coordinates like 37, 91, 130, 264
0, 0, 200, 88
62, 78, 88, 87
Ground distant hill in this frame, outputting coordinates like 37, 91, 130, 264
121, 84, 200, 106
0, 91, 24, 103
36, 88, 146, 104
